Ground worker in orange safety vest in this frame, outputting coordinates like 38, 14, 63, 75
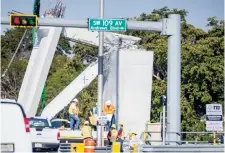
103, 100, 116, 131
103, 100, 115, 115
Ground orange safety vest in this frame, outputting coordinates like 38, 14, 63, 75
103, 104, 115, 114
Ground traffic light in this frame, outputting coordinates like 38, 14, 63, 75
10, 14, 38, 28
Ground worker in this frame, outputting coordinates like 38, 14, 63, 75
88, 110, 97, 131
103, 100, 116, 115
118, 123, 125, 139
81, 121, 92, 140
68, 98, 80, 130
107, 124, 118, 145
103, 100, 115, 131
117, 123, 125, 152
129, 132, 138, 150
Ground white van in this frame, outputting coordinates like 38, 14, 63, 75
0, 99, 32, 152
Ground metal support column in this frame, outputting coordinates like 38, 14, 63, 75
97, 0, 105, 147
166, 14, 181, 145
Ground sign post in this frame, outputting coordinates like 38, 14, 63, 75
96, 0, 105, 147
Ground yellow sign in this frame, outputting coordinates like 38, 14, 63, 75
70, 143, 84, 153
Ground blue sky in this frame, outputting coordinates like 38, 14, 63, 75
1, 0, 224, 33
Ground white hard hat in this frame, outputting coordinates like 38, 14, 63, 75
106, 100, 111, 106
84, 121, 89, 125
72, 98, 79, 103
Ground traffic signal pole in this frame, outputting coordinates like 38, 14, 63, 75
1, 17, 162, 31
1, 14, 181, 145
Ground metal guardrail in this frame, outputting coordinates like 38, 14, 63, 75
140, 131, 224, 145
143, 131, 224, 134
94, 146, 112, 153
140, 145, 225, 152
95, 146, 112, 150
58, 143, 71, 152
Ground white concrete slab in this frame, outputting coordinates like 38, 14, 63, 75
18, 27, 62, 116
63, 28, 140, 47
103, 49, 154, 138
41, 62, 98, 118
41, 28, 141, 118
119, 50, 154, 138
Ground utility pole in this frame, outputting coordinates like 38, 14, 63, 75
96, 0, 105, 146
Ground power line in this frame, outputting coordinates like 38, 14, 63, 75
2, 30, 28, 77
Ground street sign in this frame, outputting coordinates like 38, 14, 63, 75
206, 115, 223, 121
97, 116, 108, 126
206, 104, 222, 115
206, 104, 223, 131
88, 18, 127, 32
206, 121, 223, 131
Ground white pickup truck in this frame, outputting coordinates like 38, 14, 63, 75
28, 117, 60, 152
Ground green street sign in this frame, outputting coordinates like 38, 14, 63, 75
88, 18, 127, 32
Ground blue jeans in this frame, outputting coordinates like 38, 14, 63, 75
105, 121, 110, 131
69, 114, 80, 130
117, 138, 124, 152
105, 114, 116, 131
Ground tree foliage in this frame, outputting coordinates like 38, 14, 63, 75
126, 8, 224, 141
1, 29, 32, 98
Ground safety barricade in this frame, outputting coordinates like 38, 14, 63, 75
112, 142, 120, 153
84, 138, 95, 152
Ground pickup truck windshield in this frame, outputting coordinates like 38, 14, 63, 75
51, 120, 70, 128
29, 118, 50, 128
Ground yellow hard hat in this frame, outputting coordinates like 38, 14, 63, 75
129, 131, 136, 134
111, 124, 116, 129
132, 132, 137, 135
119, 122, 124, 125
